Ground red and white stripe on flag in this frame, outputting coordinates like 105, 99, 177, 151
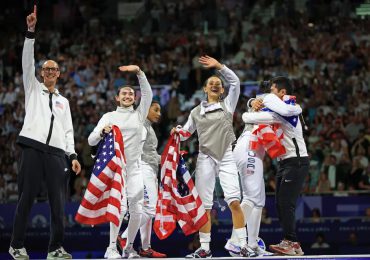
249, 124, 286, 159
154, 134, 208, 239
75, 125, 126, 227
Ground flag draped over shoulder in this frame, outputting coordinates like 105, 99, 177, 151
249, 95, 298, 158
75, 125, 126, 227
153, 134, 208, 240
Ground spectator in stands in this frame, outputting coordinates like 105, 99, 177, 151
348, 231, 358, 246
321, 155, 337, 189
348, 158, 365, 190
358, 167, 370, 190
310, 208, 323, 224
336, 154, 352, 188
0, 175, 6, 202
316, 173, 331, 193
363, 207, 370, 222
311, 233, 330, 249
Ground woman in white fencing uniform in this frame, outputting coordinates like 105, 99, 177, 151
88, 65, 152, 259
117, 101, 167, 258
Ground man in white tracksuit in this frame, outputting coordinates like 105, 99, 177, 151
174, 56, 256, 258
227, 90, 302, 256
88, 65, 152, 259
242, 76, 309, 256
10, 8, 81, 260
117, 101, 167, 258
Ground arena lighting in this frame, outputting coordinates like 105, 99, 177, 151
356, 0, 370, 18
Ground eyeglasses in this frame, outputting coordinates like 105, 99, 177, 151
42, 67, 59, 72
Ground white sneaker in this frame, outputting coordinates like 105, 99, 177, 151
122, 248, 140, 258
9, 246, 29, 260
104, 247, 121, 259
47, 247, 72, 259
224, 239, 241, 257
252, 246, 274, 256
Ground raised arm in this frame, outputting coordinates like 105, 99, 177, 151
263, 93, 302, 116
219, 65, 240, 113
23, 7, 39, 97
119, 65, 153, 121
198, 55, 240, 113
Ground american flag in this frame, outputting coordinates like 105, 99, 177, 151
154, 134, 208, 239
249, 95, 299, 158
249, 124, 286, 159
75, 125, 126, 227
55, 100, 64, 109
262, 95, 298, 127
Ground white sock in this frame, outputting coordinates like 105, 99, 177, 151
240, 200, 254, 226
247, 207, 262, 248
140, 216, 153, 250
234, 227, 247, 248
199, 232, 211, 251
230, 229, 238, 243
109, 211, 125, 247
125, 212, 142, 250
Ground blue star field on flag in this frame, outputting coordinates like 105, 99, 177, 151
262, 97, 299, 127
176, 157, 190, 197
92, 132, 116, 177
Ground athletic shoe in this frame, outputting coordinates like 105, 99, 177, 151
291, 241, 304, 256
104, 247, 121, 259
269, 239, 304, 256
139, 247, 167, 258
9, 246, 29, 260
251, 246, 274, 256
185, 248, 212, 258
240, 246, 258, 257
117, 236, 127, 251
224, 239, 241, 256
123, 248, 140, 258
47, 247, 72, 259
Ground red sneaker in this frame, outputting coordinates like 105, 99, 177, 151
269, 240, 304, 256
116, 236, 127, 251
291, 241, 304, 256
269, 240, 295, 255
139, 248, 167, 258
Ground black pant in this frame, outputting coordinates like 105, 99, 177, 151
10, 147, 69, 252
275, 156, 309, 242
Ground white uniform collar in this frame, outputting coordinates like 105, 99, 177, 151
116, 106, 134, 112
42, 84, 59, 96
200, 100, 222, 115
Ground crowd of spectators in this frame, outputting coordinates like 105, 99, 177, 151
0, 0, 369, 202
